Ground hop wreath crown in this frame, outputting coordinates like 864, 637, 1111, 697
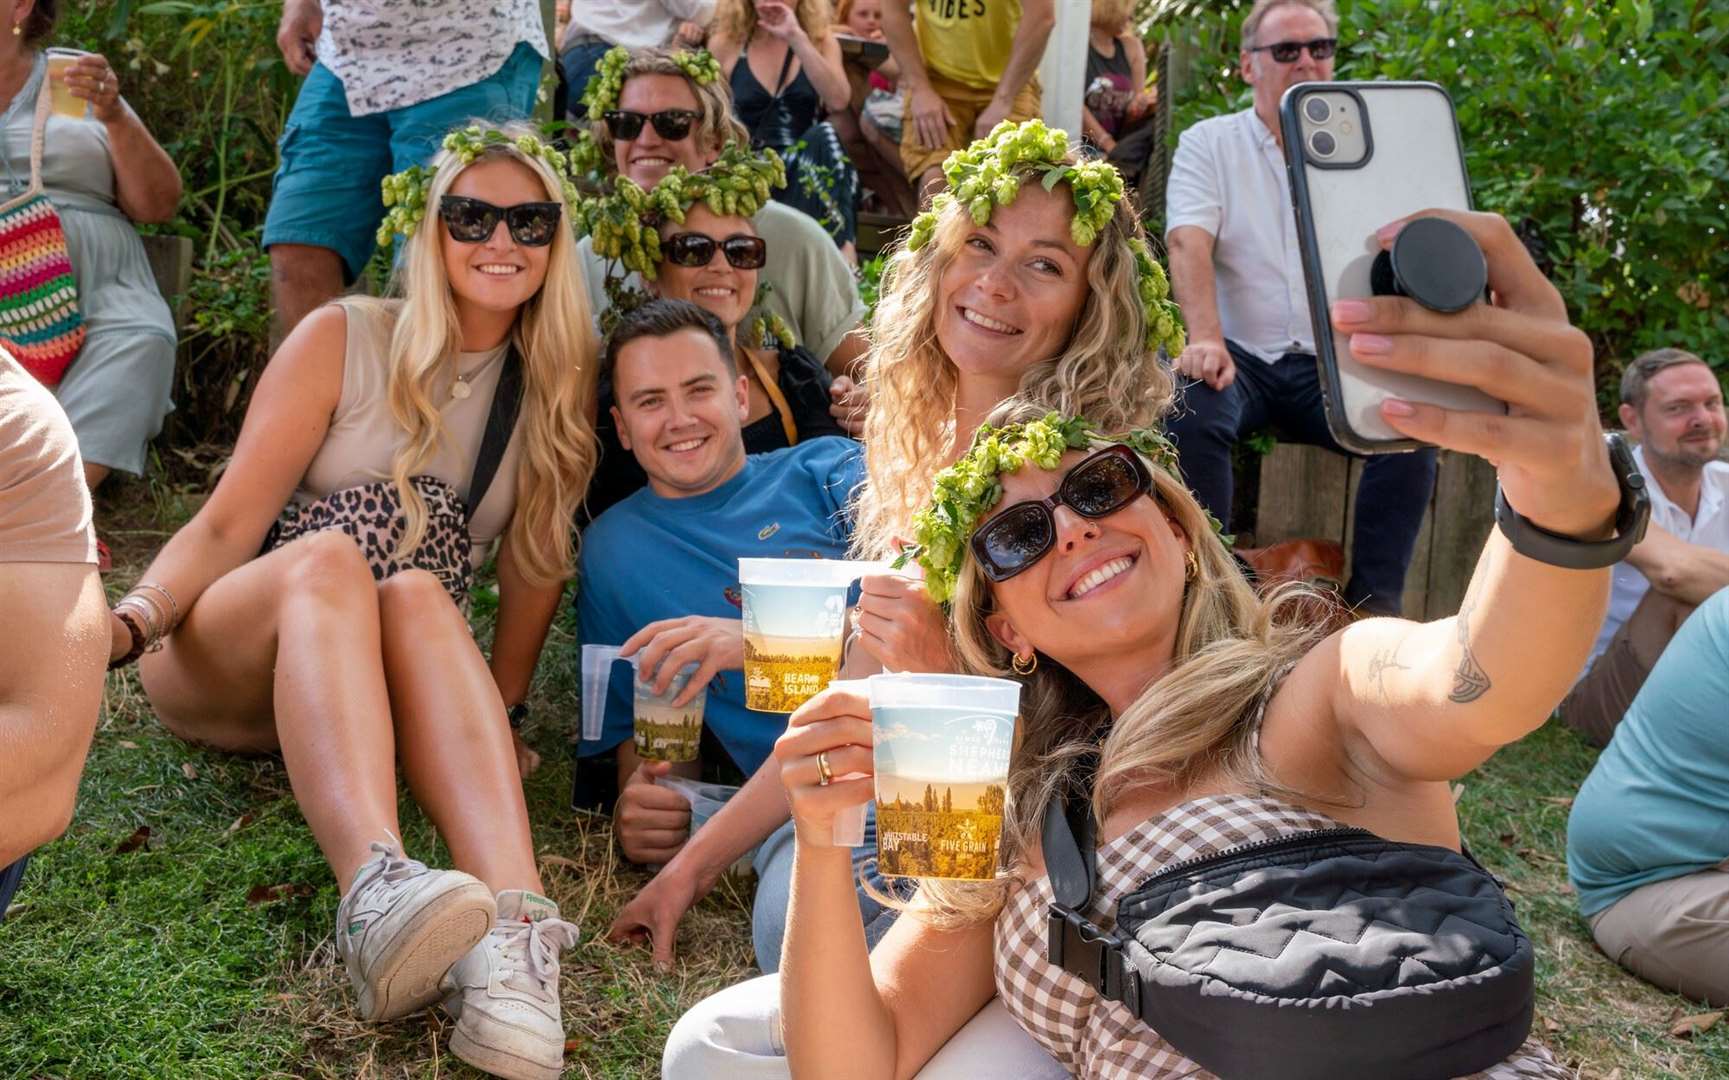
376, 125, 582, 247
575, 142, 787, 281
892, 412, 1194, 605
906, 120, 1186, 358
568, 46, 725, 178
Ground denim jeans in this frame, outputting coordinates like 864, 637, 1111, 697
0, 855, 28, 921
679, 779, 901, 974
559, 40, 616, 119
1165, 341, 1437, 614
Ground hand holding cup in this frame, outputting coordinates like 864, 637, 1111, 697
774, 684, 874, 847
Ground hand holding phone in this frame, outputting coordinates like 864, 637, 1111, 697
1282, 81, 1507, 453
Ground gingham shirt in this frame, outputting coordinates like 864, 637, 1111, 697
992, 791, 1568, 1078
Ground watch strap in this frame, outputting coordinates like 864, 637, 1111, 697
1492, 433, 1650, 571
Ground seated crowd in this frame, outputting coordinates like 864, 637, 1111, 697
2, 1, 1724, 1078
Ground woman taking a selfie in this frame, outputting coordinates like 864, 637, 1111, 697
105, 123, 596, 1080
847, 119, 1183, 677
669, 209, 1633, 1076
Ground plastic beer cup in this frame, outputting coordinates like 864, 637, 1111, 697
45, 49, 89, 120
868, 673, 1021, 880
738, 558, 882, 713
632, 661, 705, 763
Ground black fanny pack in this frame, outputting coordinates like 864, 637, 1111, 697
1042, 769, 1534, 1080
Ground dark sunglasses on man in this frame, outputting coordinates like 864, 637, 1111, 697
603, 108, 702, 142
438, 195, 563, 246
970, 444, 1155, 583
1249, 36, 1337, 63
663, 231, 769, 270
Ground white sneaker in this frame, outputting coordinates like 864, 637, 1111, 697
444, 890, 579, 1080
333, 840, 496, 1022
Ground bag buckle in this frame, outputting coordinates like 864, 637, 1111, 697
1047, 902, 1129, 1004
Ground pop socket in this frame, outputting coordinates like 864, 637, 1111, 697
1369, 216, 1487, 314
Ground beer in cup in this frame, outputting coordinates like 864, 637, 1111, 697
45, 49, 90, 120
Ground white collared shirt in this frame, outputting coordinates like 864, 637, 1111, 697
1164, 107, 1313, 362
563, 0, 717, 53
315, 0, 549, 117
1588, 445, 1729, 665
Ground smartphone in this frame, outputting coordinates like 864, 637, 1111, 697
1280, 80, 1505, 454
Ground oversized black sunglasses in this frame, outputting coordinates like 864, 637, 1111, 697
970, 444, 1153, 583
1249, 36, 1338, 62
437, 195, 563, 246
663, 231, 769, 270
603, 108, 701, 141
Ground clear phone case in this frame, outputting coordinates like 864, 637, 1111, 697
1281, 81, 1506, 453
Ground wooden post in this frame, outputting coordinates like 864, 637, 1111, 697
1039, 0, 1089, 139
139, 233, 193, 326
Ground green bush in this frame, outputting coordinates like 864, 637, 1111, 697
1142, 0, 1729, 406
59, 1, 292, 449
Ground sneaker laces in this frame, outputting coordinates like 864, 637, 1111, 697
349, 840, 429, 900
493, 915, 579, 997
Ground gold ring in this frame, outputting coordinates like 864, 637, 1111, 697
815, 750, 833, 787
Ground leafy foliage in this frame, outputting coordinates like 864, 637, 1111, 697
1140, 0, 1729, 406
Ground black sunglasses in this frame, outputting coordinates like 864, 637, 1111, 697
970, 445, 1153, 584
603, 108, 701, 141
1249, 36, 1338, 62
663, 231, 769, 270
438, 195, 562, 246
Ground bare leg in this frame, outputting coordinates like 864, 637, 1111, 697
919, 167, 945, 206
140, 531, 402, 888
82, 462, 110, 494
376, 570, 543, 895
270, 244, 347, 354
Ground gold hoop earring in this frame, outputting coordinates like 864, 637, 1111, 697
1184, 549, 1199, 582
1011, 652, 1038, 675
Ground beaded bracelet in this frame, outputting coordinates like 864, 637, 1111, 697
108, 608, 150, 670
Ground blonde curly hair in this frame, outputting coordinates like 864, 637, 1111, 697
852, 153, 1175, 559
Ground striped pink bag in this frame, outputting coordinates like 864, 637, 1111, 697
0, 72, 84, 386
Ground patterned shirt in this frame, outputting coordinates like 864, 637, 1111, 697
993, 792, 1568, 1078
315, 0, 549, 117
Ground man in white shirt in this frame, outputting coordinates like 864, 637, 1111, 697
266, 0, 549, 345
1162, 0, 1436, 616
559, 0, 714, 115
1562, 348, 1729, 746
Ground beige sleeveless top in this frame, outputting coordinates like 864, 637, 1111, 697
293, 299, 524, 569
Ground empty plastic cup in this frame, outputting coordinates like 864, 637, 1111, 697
825, 678, 872, 847
868, 673, 1021, 880
738, 558, 883, 713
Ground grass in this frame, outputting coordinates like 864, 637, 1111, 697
2, 479, 1728, 1077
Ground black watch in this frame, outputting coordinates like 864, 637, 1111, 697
507, 702, 530, 730
1493, 432, 1651, 570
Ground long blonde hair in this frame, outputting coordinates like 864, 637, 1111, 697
589, 49, 751, 170
909, 400, 1324, 927
351, 124, 599, 587
853, 161, 1174, 557
716, 0, 835, 47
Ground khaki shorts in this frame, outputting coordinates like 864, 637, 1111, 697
1560, 589, 1694, 747
899, 71, 1042, 181
1590, 865, 1729, 1006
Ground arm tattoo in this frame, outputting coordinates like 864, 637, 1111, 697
1449, 594, 1492, 704
1365, 638, 1410, 706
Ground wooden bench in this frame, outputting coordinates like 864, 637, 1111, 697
139, 233, 194, 326
1252, 443, 1498, 620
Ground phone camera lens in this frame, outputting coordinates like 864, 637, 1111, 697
1303, 96, 1331, 124
1309, 129, 1337, 158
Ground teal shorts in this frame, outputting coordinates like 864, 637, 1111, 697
263, 41, 543, 282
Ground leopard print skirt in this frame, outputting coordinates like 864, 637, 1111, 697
261, 476, 473, 605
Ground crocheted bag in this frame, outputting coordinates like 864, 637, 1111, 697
0, 70, 85, 386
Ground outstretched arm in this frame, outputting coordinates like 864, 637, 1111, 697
1316, 211, 1619, 781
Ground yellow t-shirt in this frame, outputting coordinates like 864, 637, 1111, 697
914, 0, 1023, 91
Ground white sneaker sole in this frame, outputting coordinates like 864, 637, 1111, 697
355, 879, 496, 1022
449, 1020, 564, 1080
